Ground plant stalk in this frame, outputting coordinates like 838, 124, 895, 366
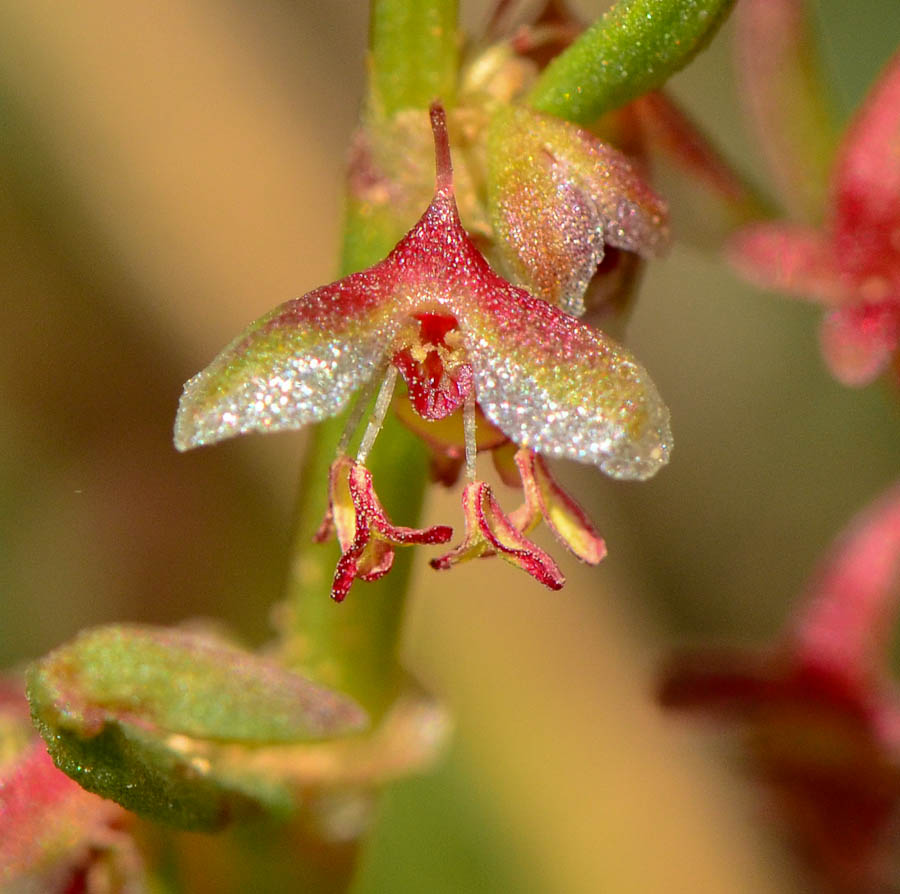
277, 0, 456, 722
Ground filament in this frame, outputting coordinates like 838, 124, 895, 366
336, 368, 386, 456
357, 366, 399, 464
464, 390, 477, 484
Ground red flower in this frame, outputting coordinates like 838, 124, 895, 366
729, 0, 900, 386
660, 481, 900, 890
0, 679, 144, 892
175, 103, 671, 599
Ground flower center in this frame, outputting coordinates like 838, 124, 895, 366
393, 312, 474, 420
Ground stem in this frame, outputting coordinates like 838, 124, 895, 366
528, 0, 736, 124
277, 0, 452, 722
278, 412, 428, 720
369, 0, 459, 118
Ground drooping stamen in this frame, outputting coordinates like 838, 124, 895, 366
357, 366, 399, 464
429, 101, 454, 200
463, 391, 478, 484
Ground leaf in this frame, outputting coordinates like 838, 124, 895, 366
528, 0, 736, 124
29, 624, 366, 743
28, 624, 368, 830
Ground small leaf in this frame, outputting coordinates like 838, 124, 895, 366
29, 624, 366, 743
528, 0, 736, 124
28, 624, 368, 830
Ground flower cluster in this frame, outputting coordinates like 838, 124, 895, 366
174, 103, 672, 601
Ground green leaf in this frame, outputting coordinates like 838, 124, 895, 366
27, 624, 368, 829
30, 709, 293, 831
528, 0, 736, 124
29, 624, 366, 743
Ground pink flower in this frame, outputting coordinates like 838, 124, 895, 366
175, 103, 670, 599
729, 0, 900, 386
0, 679, 144, 893
660, 481, 900, 890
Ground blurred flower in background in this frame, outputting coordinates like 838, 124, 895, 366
729, 0, 900, 387
661, 480, 900, 891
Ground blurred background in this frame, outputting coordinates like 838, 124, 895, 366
2, 1, 899, 890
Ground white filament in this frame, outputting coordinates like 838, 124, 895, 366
356, 366, 399, 464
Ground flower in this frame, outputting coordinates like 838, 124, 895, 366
660, 481, 900, 890
174, 102, 671, 599
350, 13, 672, 327
486, 103, 669, 317
728, 0, 900, 386
0, 677, 145, 892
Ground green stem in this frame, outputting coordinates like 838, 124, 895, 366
369, 0, 459, 117
279, 413, 427, 719
277, 0, 454, 721
529, 0, 736, 123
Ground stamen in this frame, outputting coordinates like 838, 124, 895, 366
336, 374, 382, 456
357, 365, 399, 463
464, 390, 478, 484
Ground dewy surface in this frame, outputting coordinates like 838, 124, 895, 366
488, 105, 669, 317
175, 104, 672, 481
